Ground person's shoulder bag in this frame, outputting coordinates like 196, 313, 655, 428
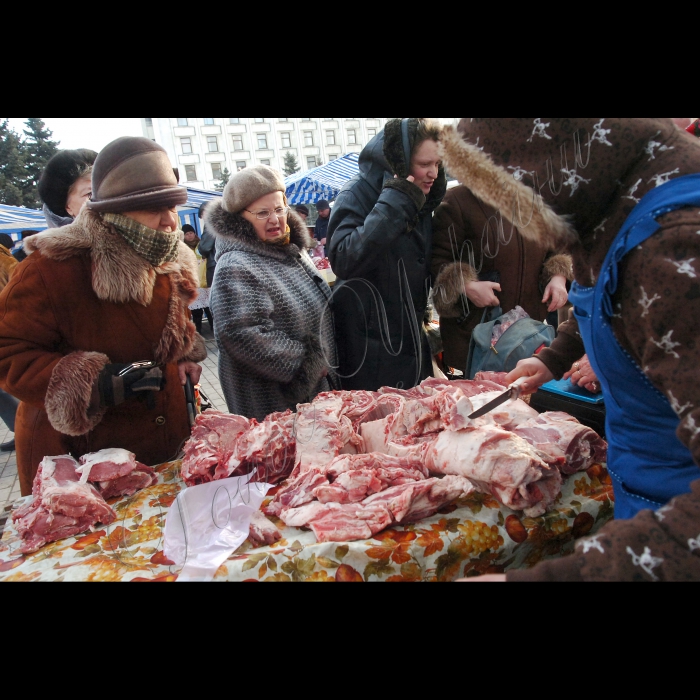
465, 306, 555, 379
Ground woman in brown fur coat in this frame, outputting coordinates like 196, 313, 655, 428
0, 137, 206, 496
432, 183, 572, 372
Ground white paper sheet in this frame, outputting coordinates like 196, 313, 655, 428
163, 476, 271, 582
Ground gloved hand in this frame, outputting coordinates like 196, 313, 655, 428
98, 363, 164, 407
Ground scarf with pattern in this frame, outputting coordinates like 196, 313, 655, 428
103, 212, 180, 266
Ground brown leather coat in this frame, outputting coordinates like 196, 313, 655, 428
0, 209, 206, 495
432, 185, 572, 370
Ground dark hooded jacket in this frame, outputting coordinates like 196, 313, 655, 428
441, 118, 700, 582
327, 120, 447, 391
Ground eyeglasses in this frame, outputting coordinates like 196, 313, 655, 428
245, 206, 289, 220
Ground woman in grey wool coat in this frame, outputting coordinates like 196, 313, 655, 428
206, 166, 338, 421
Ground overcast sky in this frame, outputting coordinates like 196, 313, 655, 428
7, 118, 143, 152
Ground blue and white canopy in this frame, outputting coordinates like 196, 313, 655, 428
182, 186, 223, 210
0, 204, 48, 238
285, 153, 360, 205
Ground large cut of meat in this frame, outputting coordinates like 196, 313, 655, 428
425, 426, 562, 517
513, 412, 608, 475
248, 511, 282, 547
181, 410, 297, 487
13, 456, 116, 554
77, 448, 158, 499
181, 411, 251, 485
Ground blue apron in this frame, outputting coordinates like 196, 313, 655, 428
569, 174, 700, 520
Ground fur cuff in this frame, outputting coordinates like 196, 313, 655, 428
283, 334, 327, 405
45, 351, 110, 436
382, 178, 426, 212
433, 262, 479, 318
543, 253, 574, 282
181, 332, 207, 363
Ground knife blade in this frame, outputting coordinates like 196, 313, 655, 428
468, 377, 530, 419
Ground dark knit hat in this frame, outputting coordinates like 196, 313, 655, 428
88, 137, 187, 213
295, 204, 309, 216
316, 200, 330, 211
38, 149, 98, 217
0, 234, 14, 250
182, 224, 196, 234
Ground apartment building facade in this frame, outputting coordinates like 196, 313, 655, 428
141, 118, 389, 190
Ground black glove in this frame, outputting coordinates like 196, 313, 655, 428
98, 363, 164, 407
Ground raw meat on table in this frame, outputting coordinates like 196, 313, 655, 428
425, 426, 562, 517
13, 456, 116, 554
513, 412, 608, 475
248, 511, 282, 547
77, 448, 158, 499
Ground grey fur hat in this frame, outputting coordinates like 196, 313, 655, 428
222, 165, 286, 214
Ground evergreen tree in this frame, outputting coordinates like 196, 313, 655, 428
215, 166, 231, 192
283, 151, 300, 176
22, 118, 59, 208
0, 120, 28, 207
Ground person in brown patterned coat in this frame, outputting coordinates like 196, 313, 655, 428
432, 184, 572, 372
441, 118, 700, 581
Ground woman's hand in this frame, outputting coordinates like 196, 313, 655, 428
542, 274, 569, 312
505, 357, 554, 394
178, 361, 202, 386
563, 354, 600, 393
464, 280, 501, 308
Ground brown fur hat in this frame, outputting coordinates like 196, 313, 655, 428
221, 165, 286, 214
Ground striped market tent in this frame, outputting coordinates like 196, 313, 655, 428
178, 187, 223, 235
285, 153, 360, 205
0, 204, 48, 242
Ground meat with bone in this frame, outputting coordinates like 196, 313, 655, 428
228, 410, 297, 485
76, 448, 158, 499
308, 502, 394, 543
425, 426, 562, 517
248, 510, 282, 547
293, 396, 364, 474
181, 411, 251, 485
13, 456, 116, 554
513, 412, 608, 475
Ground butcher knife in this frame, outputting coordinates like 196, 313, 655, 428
468, 376, 530, 419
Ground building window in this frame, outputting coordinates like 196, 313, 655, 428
236, 161, 247, 171
207, 136, 219, 152
229, 118, 240, 124
257, 134, 268, 149
181, 137, 192, 154
304, 132, 314, 147
204, 118, 215, 125
177, 118, 188, 126
184, 165, 197, 181
328, 154, 337, 161
278, 118, 288, 122
232, 135, 244, 150
306, 156, 318, 169
211, 163, 222, 180
367, 128, 377, 137
254, 118, 265, 123
145, 118, 153, 126
347, 130, 357, 144
326, 131, 336, 145
260, 159, 271, 165
281, 133, 291, 148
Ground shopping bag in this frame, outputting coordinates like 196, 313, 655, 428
198, 258, 208, 288
465, 306, 555, 379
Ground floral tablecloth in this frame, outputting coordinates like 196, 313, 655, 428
0, 461, 614, 582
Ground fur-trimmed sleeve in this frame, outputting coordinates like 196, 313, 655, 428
541, 253, 574, 286
45, 351, 109, 436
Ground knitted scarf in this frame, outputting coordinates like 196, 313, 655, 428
103, 212, 180, 266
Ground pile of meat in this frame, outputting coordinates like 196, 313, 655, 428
12, 449, 158, 554
181, 373, 607, 544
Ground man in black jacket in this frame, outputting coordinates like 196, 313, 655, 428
314, 200, 331, 244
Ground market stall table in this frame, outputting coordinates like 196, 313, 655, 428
0, 459, 614, 582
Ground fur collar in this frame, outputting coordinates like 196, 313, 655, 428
206, 204, 315, 260
439, 125, 577, 250
25, 208, 199, 307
